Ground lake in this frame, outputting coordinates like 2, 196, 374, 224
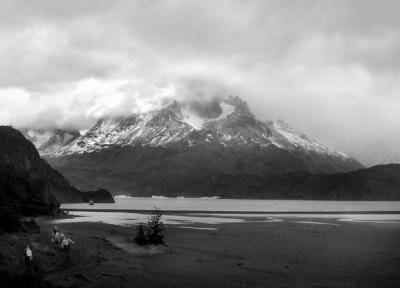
56, 197, 400, 227
61, 197, 400, 212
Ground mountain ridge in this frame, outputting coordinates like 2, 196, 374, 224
210, 164, 400, 200
27, 96, 360, 169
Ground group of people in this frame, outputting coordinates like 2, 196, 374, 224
23, 225, 75, 265
52, 225, 75, 250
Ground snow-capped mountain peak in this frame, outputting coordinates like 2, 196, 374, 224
181, 101, 236, 130
23, 96, 351, 161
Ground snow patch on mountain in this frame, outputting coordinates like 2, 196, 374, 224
182, 110, 205, 130
181, 102, 235, 130
214, 102, 236, 121
272, 119, 349, 158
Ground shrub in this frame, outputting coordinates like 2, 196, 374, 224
146, 208, 165, 245
134, 208, 165, 246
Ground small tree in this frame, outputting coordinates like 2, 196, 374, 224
134, 207, 165, 246
145, 207, 165, 245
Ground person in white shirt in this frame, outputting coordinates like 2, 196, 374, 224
24, 245, 33, 264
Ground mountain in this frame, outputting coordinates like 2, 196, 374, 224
44, 97, 359, 168
0, 126, 113, 232
210, 164, 400, 200
35, 96, 363, 197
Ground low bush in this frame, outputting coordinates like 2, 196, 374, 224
134, 208, 165, 246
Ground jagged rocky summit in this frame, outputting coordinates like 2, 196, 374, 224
20, 96, 364, 197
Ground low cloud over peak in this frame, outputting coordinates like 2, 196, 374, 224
1, 0, 400, 166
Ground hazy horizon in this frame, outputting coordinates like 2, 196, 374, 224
1, 0, 399, 166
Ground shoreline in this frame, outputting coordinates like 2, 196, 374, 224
62, 208, 400, 214
1, 214, 400, 287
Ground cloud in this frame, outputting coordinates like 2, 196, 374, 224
0, 0, 400, 166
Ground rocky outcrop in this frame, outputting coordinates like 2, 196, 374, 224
0, 126, 83, 203
0, 126, 114, 233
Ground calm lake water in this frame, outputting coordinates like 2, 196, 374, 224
54, 198, 400, 228
61, 197, 400, 212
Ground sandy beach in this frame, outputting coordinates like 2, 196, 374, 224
1, 213, 400, 288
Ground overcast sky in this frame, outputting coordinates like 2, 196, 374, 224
0, 0, 399, 166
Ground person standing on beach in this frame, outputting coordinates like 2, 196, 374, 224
24, 245, 33, 265
53, 225, 58, 236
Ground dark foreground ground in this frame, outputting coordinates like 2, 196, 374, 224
1, 215, 400, 288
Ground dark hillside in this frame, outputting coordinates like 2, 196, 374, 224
0, 126, 113, 233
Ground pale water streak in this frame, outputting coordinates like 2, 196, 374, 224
53, 212, 246, 227
61, 198, 400, 212
52, 212, 400, 228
